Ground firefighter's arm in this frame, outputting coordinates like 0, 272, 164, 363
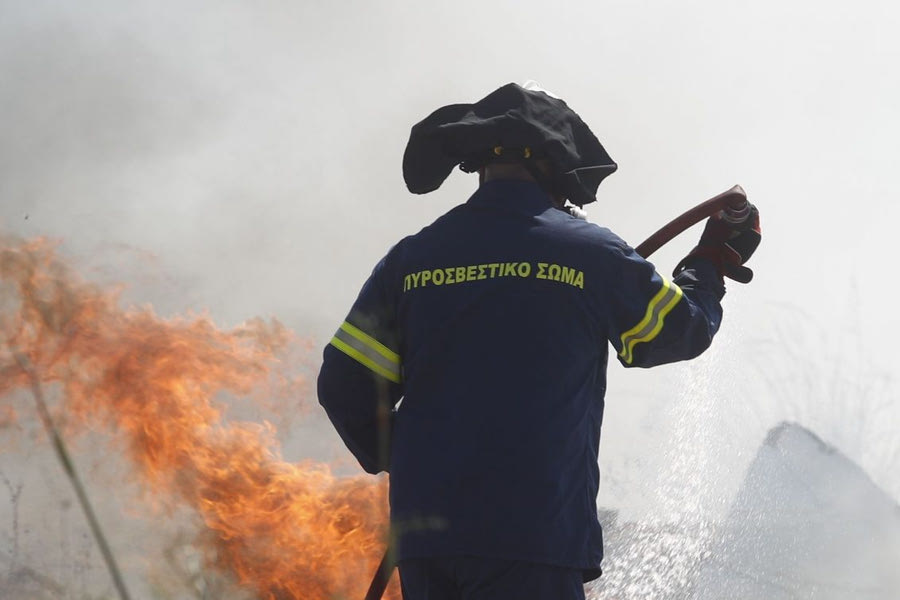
317, 258, 403, 474
606, 239, 724, 368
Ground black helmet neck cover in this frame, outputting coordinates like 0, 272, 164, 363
402, 83, 617, 206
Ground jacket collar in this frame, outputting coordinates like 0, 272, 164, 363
466, 179, 555, 215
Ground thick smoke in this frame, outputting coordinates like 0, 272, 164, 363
2, 1, 899, 598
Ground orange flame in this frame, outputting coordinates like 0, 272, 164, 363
0, 234, 399, 600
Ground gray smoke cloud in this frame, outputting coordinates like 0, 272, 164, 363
1, 0, 898, 597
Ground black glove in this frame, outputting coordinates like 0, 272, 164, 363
674, 203, 761, 283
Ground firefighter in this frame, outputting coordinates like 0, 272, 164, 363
317, 82, 760, 600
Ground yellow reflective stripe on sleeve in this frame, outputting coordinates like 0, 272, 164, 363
618, 277, 684, 365
330, 321, 402, 383
338, 321, 401, 364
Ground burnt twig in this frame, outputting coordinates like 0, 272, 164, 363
12, 351, 133, 600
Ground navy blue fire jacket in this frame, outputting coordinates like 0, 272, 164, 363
317, 180, 724, 578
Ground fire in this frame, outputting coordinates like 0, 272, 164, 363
0, 234, 399, 600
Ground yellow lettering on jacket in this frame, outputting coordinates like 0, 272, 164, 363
401, 261, 584, 292
573, 271, 584, 289
548, 264, 561, 281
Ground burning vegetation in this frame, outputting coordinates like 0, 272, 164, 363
0, 235, 398, 599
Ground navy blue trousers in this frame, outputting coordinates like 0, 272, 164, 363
398, 557, 586, 600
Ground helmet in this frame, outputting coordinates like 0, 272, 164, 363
402, 82, 617, 206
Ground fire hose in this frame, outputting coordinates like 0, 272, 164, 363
634, 185, 748, 258
363, 185, 751, 600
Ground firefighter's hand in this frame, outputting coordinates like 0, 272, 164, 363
675, 204, 761, 283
